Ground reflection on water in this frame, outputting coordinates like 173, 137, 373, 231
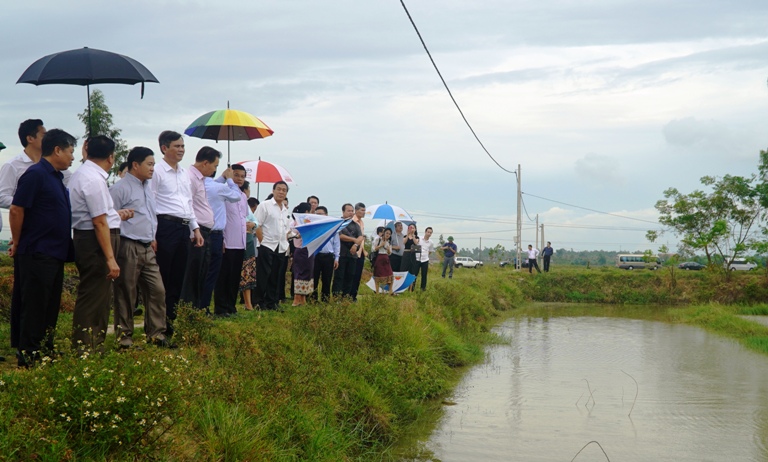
426, 316, 768, 461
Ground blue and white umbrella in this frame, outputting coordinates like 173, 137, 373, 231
366, 271, 417, 294
293, 213, 350, 257
364, 203, 414, 223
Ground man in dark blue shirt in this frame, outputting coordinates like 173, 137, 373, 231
9, 129, 75, 367
441, 236, 458, 278
542, 241, 554, 272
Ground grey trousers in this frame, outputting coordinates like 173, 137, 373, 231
72, 229, 120, 352
442, 256, 455, 277
114, 237, 168, 345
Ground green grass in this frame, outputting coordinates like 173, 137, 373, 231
4, 264, 768, 460
0, 267, 522, 461
512, 263, 768, 305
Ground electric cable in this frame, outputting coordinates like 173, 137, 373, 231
522, 192, 660, 225
398, 0, 516, 176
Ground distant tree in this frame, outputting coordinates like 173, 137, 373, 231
648, 156, 765, 269
597, 254, 607, 265
77, 89, 129, 182
486, 244, 505, 264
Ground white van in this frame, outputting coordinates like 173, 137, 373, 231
723, 259, 758, 271
615, 254, 659, 270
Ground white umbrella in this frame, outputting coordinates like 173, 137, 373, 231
364, 203, 414, 223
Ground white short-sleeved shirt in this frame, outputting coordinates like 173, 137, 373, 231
69, 160, 121, 230
150, 157, 198, 231
254, 198, 291, 253
419, 237, 436, 263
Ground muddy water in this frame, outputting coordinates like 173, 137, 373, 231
425, 317, 768, 461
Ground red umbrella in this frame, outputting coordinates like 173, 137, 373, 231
236, 158, 294, 198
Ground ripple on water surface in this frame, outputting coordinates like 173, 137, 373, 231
426, 317, 768, 462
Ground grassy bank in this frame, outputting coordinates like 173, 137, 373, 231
508, 300, 768, 357
505, 264, 768, 357
514, 264, 768, 305
0, 270, 521, 461
3, 264, 768, 460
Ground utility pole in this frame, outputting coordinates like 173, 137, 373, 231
516, 164, 522, 270
479, 237, 482, 262
540, 223, 545, 254
535, 214, 539, 250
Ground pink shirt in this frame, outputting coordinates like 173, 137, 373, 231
223, 191, 247, 249
188, 165, 214, 229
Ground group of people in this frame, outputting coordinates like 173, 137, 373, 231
1, 119, 459, 368
3, 121, 266, 366
525, 242, 554, 273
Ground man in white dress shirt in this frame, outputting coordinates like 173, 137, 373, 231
255, 181, 291, 310
69, 136, 133, 352
527, 244, 541, 274
414, 226, 437, 291
151, 131, 203, 336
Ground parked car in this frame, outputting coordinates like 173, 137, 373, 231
454, 256, 483, 268
500, 258, 529, 268
723, 259, 758, 271
678, 261, 705, 271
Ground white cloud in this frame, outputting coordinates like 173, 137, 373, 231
0, 0, 767, 251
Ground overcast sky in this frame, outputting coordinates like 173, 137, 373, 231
2, 0, 768, 253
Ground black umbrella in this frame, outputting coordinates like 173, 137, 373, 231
17, 47, 159, 135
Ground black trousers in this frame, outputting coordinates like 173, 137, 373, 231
17, 254, 64, 355
350, 256, 365, 300
155, 219, 191, 333
528, 258, 541, 273
256, 245, 286, 310
412, 261, 430, 290
215, 248, 245, 315
389, 254, 402, 274
278, 249, 289, 301
181, 226, 212, 309
201, 231, 224, 310
10, 256, 21, 348
543, 255, 551, 272
313, 252, 335, 302
333, 256, 357, 298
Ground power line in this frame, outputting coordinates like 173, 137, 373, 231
409, 210, 518, 224
522, 192, 660, 225
546, 223, 658, 231
398, 0, 516, 176
520, 194, 536, 222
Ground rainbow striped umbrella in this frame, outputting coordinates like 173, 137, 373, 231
184, 106, 273, 163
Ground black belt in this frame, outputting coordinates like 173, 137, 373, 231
157, 214, 190, 225
210, 229, 223, 235
74, 228, 121, 235
120, 236, 152, 248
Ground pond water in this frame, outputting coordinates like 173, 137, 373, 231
423, 315, 768, 461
